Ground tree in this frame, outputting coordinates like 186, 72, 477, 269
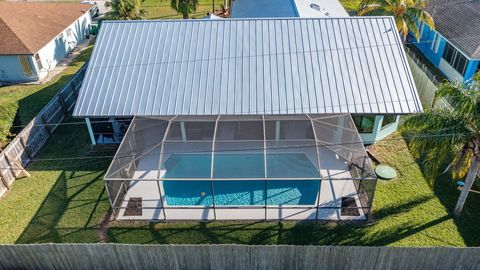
358, 0, 434, 40
105, 0, 148, 20
170, 0, 199, 19
401, 80, 480, 216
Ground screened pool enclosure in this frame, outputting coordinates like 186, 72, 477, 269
105, 114, 376, 221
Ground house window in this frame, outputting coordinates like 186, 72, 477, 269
442, 43, 468, 76
34, 54, 43, 70
381, 115, 396, 129
352, 115, 376, 133
431, 32, 441, 53
18, 55, 34, 77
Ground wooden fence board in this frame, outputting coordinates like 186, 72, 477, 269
0, 244, 479, 270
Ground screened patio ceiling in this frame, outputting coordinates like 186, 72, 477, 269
105, 114, 375, 182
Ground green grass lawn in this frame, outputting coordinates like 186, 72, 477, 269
0, 47, 93, 149
1, 121, 479, 246
339, 0, 361, 14
142, 0, 223, 19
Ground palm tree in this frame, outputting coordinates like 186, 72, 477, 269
358, 0, 434, 40
401, 81, 480, 216
170, 0, 199, 19
105, 0, 148, 20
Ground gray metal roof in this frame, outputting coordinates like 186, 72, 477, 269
426, 0, 480, 59
73, 17, 422, 117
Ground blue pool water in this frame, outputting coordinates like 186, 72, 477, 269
162, 154, 320, 206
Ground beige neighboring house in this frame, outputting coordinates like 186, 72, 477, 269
0, 2, 93, 83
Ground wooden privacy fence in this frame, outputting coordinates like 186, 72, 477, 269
0, 244, 479, 270
0, 65, 87, 198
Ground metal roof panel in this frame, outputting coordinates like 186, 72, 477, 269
73, 17, 422, 117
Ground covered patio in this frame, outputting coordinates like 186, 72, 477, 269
105, 114, 376, 221
73, 18, 422, 222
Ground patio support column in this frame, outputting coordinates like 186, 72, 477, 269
275, 120, 280, 141
209, 115, 221, 221
104, 180, 116, 217
306, 114, 323, 221
85, 118, 96, 145
156, 116, 176, 221
156, 180, 167, 222
333, 115, 345, 144
180, 121, 187, 142
262, 115, 268, 220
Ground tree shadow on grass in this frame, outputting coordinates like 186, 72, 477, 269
402, 134, 480, 246
13, 119, 112, 244
15, 170, 108, 243
432, 172, 480, 246
106, 195, 437, 246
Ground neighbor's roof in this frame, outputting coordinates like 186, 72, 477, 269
73, 18, 422, 117
426, 0, 480, 59
231, 0, 348, 18
0, 2, 92, 55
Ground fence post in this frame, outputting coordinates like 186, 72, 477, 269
40, 114, 52, 135
57, 92, 69, 115
0, 158, 10, 190
4, 153, 30, 178
18, 135, 32, 160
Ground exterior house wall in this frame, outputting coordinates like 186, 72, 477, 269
358, 115, 400, 144
0, 11, 92, 83
35, 11, 92, 80
0, 55, 39, 82
414, 23, 480, 82
464, 60, 480, 82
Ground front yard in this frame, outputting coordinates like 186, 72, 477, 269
0, 119, 478, 246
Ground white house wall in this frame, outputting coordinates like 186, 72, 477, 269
34, 11, 92, 80
0, 55, 38, 82
438, 58, 465, 83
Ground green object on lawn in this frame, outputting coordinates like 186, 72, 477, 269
375, 164, 397, 180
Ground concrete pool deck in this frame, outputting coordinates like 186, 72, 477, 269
114, 146, 368, 221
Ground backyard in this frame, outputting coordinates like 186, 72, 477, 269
0, 0, 479, 248
0, 119, 479, 246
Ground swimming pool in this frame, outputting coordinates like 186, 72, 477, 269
162, 153, 320, 206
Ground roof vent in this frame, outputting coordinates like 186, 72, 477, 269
310, 3, 321, 11
310, 3, 330, 16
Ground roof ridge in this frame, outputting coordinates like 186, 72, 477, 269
0, 16, 34, 54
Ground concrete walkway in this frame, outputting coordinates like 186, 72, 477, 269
37, 36, 94, 84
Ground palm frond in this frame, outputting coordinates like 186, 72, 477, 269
395, 17, 409, 38
451, 146, 474, 179
401, 111, 472, 183
358, 0, 391, 14
435, 82, 480, 120
358, 4, 384, 15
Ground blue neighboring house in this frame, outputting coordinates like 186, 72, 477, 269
412, 0, 480, 82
